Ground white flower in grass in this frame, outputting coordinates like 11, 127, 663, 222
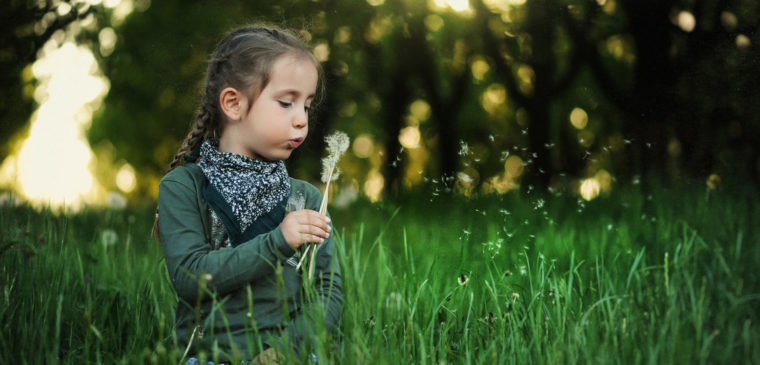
100, 229, 118, 247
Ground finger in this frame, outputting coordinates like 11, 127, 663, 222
301, 210, 331, 225
301, 233, 325, 244
304, 224, 330, 240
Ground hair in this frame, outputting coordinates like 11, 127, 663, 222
152, 24, 323, 240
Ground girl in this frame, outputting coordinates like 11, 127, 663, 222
154, 25, 343, 363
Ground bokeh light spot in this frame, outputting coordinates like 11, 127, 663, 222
676, 11, 696, 32
364, 170, 384, 202
352, 134, 375, 158
115, 163, 136, 193
399, 126, 421, 149
736, 34, 751, 49
504, 155, 524, 177
425, 14, 444, 32
580, 178, 601, 201
570, 107, 588, 129
314, 43, 330, 62
470, 58, 490, 80
410, 99, 431, 122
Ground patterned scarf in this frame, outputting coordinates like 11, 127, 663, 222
197, 140, 290, 232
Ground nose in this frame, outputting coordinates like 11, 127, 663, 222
293, 109, 308, 129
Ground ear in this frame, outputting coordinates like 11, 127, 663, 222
219, 87, 246, 122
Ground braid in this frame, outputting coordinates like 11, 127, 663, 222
154, 93, 216, 241
169, 99, 215, 170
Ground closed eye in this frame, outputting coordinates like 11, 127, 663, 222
278, 101, 292, 108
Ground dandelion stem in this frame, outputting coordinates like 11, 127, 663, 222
296, 163, 333, 272
308, 164, 334, 279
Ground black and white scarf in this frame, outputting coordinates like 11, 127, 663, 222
197, 140, 290, 232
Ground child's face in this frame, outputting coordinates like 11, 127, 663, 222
229, 55, 318, 161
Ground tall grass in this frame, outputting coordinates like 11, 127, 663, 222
1, 180, 758, 364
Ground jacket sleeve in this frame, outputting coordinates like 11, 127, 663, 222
158, 176, 296, 303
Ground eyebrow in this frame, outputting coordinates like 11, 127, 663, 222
278, 89, 316, 99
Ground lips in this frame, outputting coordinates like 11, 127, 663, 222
289, 138, 304, 148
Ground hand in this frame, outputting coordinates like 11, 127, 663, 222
280, 209, 331, 250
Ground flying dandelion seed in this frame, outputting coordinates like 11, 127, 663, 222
458, 141, 470, 157
458, 274, 469, 286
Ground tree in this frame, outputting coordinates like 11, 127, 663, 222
473, 0, 584, 187
561, 0, 760, 180
0, 0, 97, 162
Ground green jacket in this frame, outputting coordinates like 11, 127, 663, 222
158, 163, 343, 360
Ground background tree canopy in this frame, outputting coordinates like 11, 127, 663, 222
5, 0, 760, 201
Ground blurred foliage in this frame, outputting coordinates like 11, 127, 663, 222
0, 0, 100, 162
5, 0, 759, 200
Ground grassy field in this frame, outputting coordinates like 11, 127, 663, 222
1, 180, 758, 364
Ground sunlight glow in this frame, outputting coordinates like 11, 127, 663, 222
0, 42, 108, 209
432, 0, 471, 12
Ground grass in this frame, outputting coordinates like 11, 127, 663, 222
1, 179, 758, 364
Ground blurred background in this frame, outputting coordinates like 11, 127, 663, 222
1, 0, 758, 210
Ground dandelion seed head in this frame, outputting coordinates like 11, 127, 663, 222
321, 131, 350, 183
100, 229, 118, 246
325, 131, 350, 157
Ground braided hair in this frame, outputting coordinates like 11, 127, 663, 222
153, 24, 322, 240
